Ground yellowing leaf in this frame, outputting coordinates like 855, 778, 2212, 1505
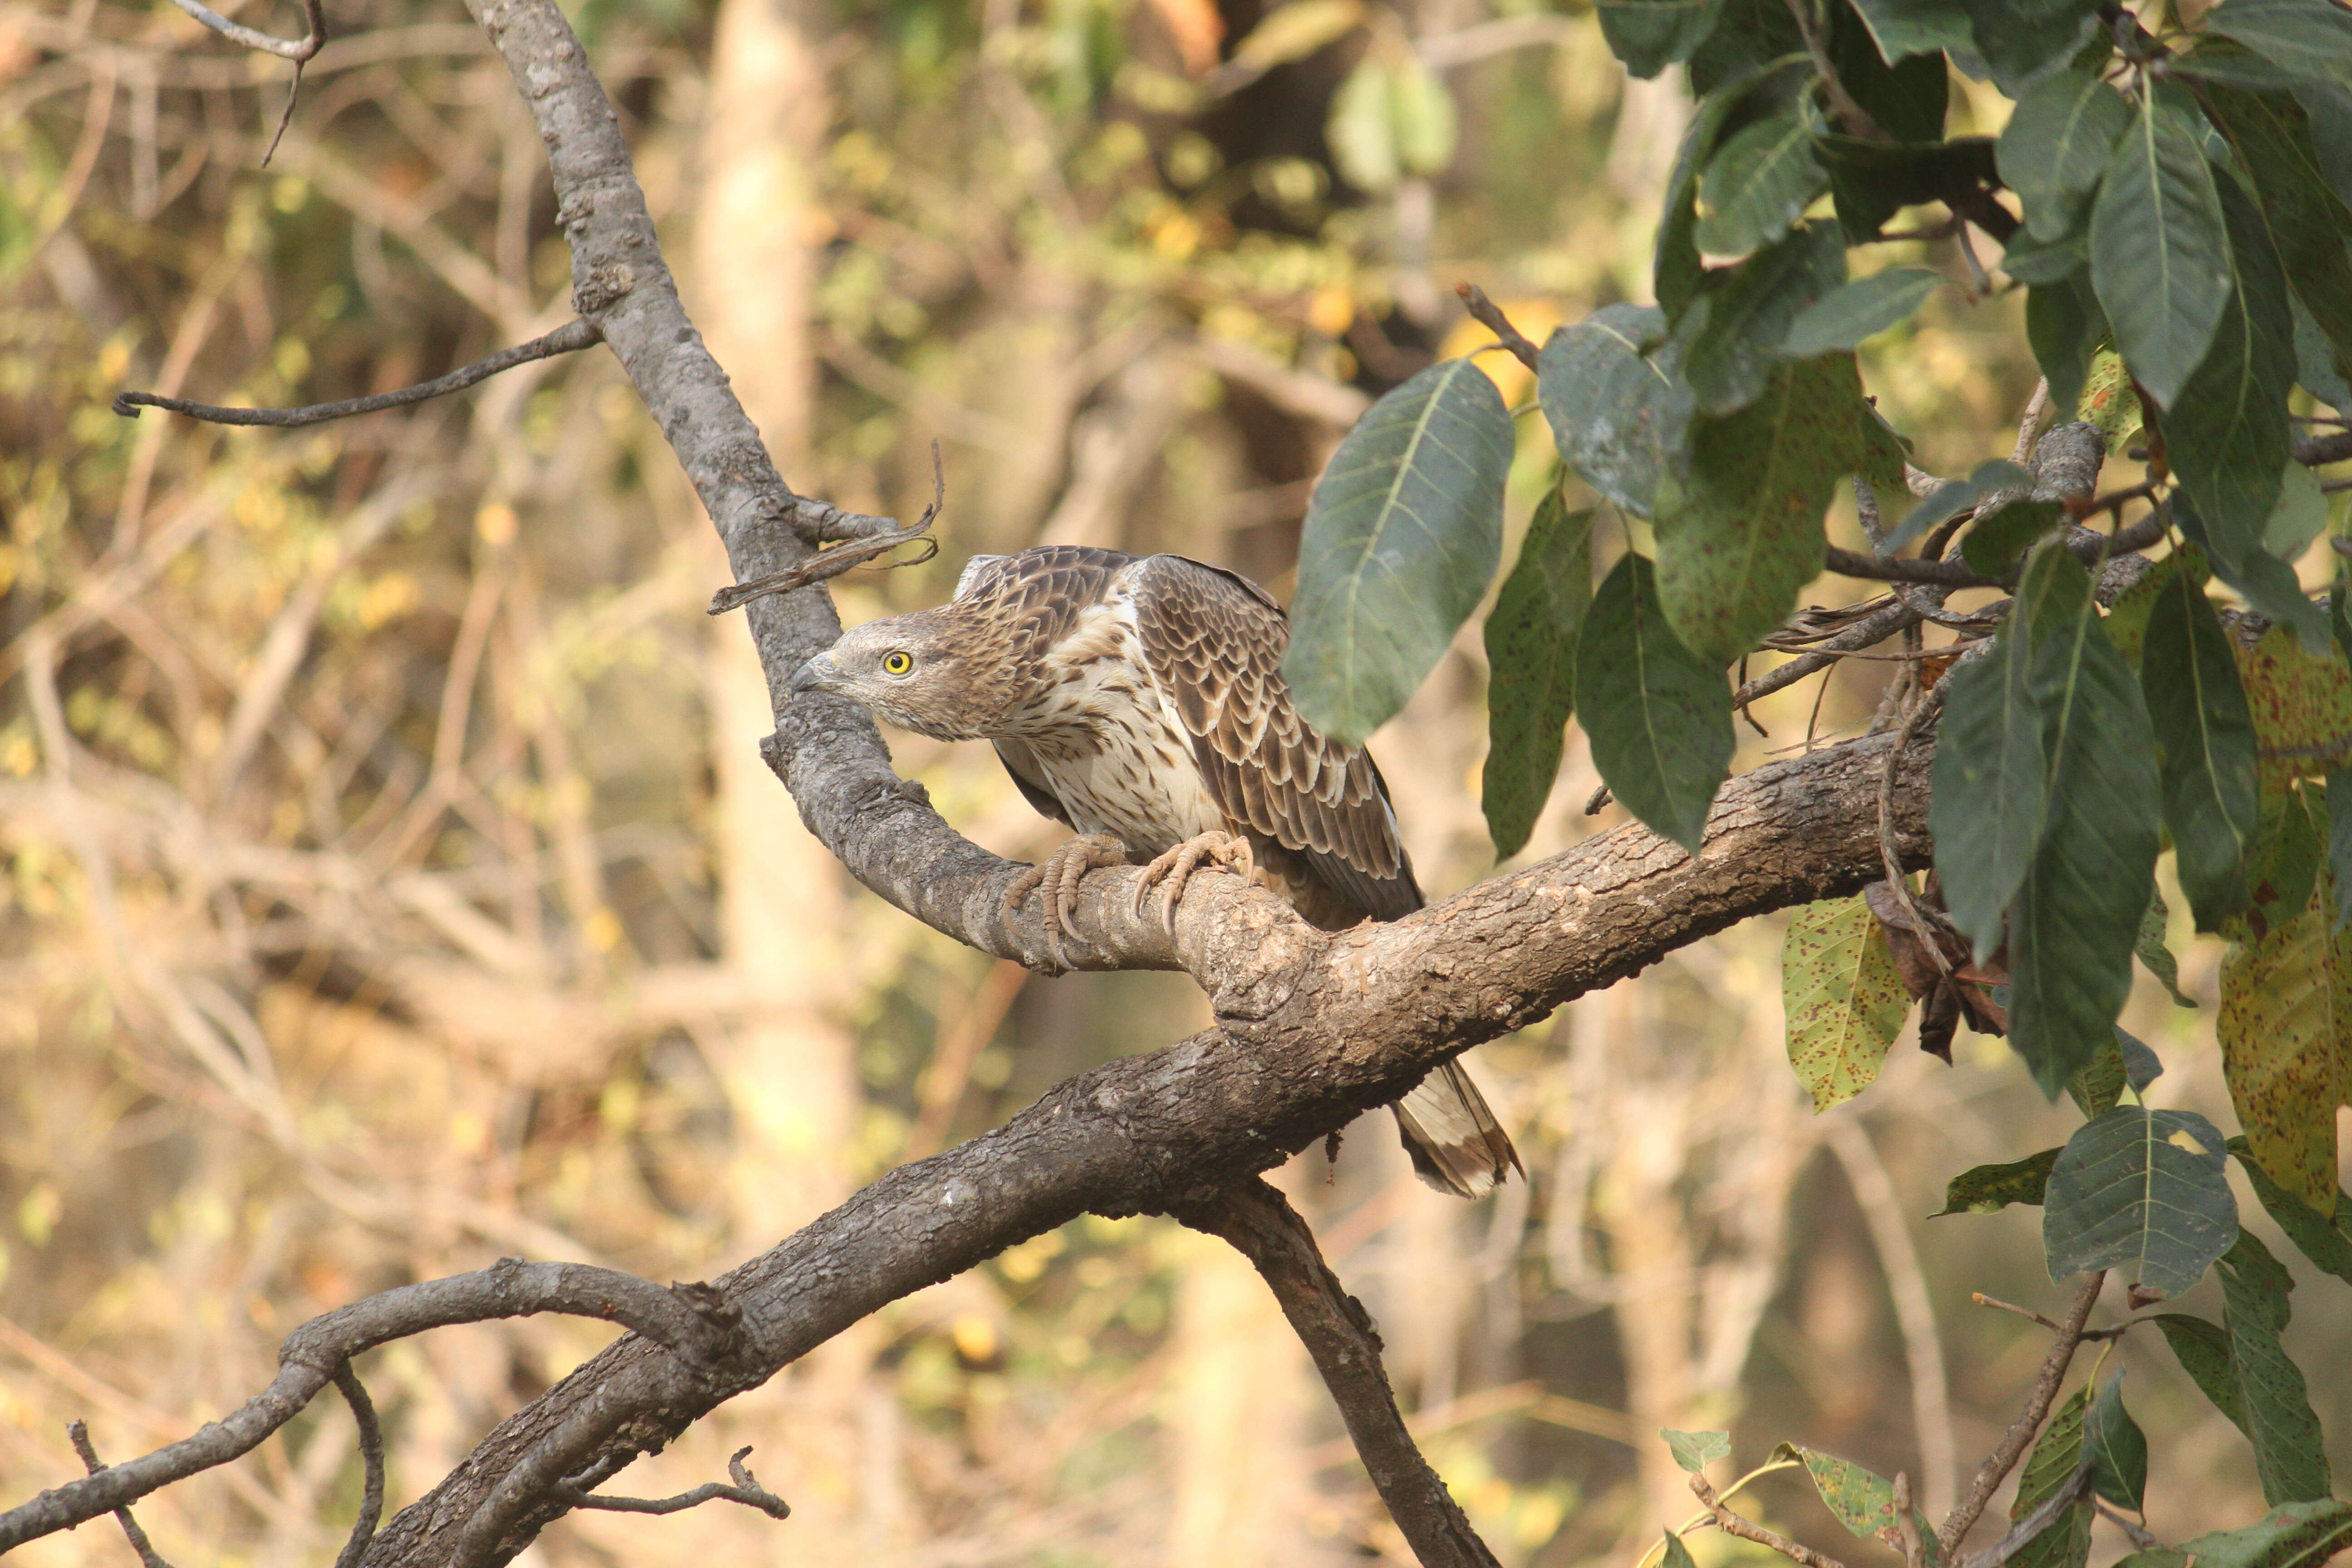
1782, 895, 1911, 1112
2219, 866, 2349, 1210
2234, 625, 2352, 782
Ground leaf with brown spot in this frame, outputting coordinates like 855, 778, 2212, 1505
1782, 893, 1911, 1111
2234, 625, 2352, 783
2218, 852, 2346, 1211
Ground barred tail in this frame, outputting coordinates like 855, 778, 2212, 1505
1389, 1059, 1522, 1200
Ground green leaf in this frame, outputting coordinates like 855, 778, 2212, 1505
2090, 83, 2233, 410
1778, 1446, 1944, 1564
2068, 1029, 2131, 1117
2330, 764, 2352, 932
2265, 463, 2330, 563
1781, 268, 1940, 356
2174, 1500, 2352, 1568
2003, 225, 2092, 286
1933, 1147, 2059, 1214
2008, 1384, 2093, 1568
1661, 1531, 1700, 1568
1660, 1427, 1731, 1470
2201, 83, 2352, 387
1999, 70, 2134, 241
2154, 1312, 2249, 1431
2228, 1137, 2352, 1286
1782, 894, 1911, 1110
2027, 273, 2103, 417
1694, 109, 1830, 257
2042, 1105, 2239, 1297
2080, 347, 2143, 454
1537, 305, 1692, 519
1390, 54, 1457, 176
1659, 73, 1774, 316
2143, 573, 2261, 929
2299, 299, 2352, 408
1882, 459, 2036, 555
1931, 605, 2047, 959
1482, 491, 1594, 858
1960, 497, 2066, 577
1820, 133, 1999, 240
2007, 547, 2165, 1095
2207, 0, 2352, 88
2117, 1026, 2166, 1088
1681, 221, 1848, 415
1965, 0, 2101, 93
1597, 0, 1728, 78
2135, 890, 2196, 1005
2163, 179, 2298, 578
1652, 354, 1864, 666
1845, 0, 1975, 61
1829, 0, 1950, 141
1575, 553, 1734, 852
2218, 861, 2346, 1210
1286, 358, 1514, 745
2084, 1372, 2148, 1510
1328, 59, 1401, 195
2296, 81, 2352, 205
2214, 1231, 2334, 1504
2176, 495, 2331, 650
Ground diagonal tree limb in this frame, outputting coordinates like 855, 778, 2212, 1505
1937, 1272, 2106, 1554
1172, 1180, 1502, 1568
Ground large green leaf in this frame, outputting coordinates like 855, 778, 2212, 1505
1828, 0, 1950, 140
1931, 608, 2047, 959
2027, 272, 2102, 417
2229, 1137, 2352, 1285
2007, 548, 2164, 1094
1845, 0, 1975, 61
1782, 268, 1941, 356
1575, 553, 1734, 852
1659, 70, 1791, 316
1482, 491, 1594, 858
1661, 1428, 1731, 1470
2207, 0, 2352, 88
1694, 108, 1831, 257
1537, 306, 1692, 519
2154, 1312, 2249, 1431
1680, 221, 1847, 415
2164, 179, 2298, 573
2171, 1501, 2352, 1568
2218, 869, 2346, 1211
2042, 1105, 2239, 1298
2214, 1231, 2334, 1504
1285, 358, 1514, 745
2202, 83, 2352, 382
1882, 458, 2036, 555
1781, 894, 1911, 1110
1999, 70, 2133, 241
2296, 82, 2352, 204
2090, 83, 2233, 410
2083, 1372, 2148, 1511
1651, 354, 1863, 666
1597, 0, 1728, 78
2142, 574, 2260, 928
1965, 0, 2099, 93
2008, 1384, 2093, 1568
1932, 1147, 2059, 1215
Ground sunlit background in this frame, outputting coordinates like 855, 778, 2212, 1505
1, 0, 2346, 1563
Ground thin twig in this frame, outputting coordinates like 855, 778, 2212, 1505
1691, 1470, 1849, 1568
67, 1421, 176, 1568
330, 1364, 385, 1568
1825, 545, 2003, 588
116, 318, 600, 427
554, 1446, 790, 1521
1894, 1473, 1927, 1568
162, 0, 326, 164
1454, 284, 1543, 372
1781, 0, 1890, 141
1960, 1462, 2091, 1568
1938, 1273, 2105, 1554
710, 443, 946, 614
2095, 1499, 2158, 1550
1970, 1294, 2061, 1333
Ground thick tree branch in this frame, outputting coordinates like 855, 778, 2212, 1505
1174, 1181, 1502, 1568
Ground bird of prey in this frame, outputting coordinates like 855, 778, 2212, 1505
790, 544, 1520, 1199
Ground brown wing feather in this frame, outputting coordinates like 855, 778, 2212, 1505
1128, 554, 1420, 924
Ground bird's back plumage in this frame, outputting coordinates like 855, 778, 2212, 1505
911, 546, 1517, 1196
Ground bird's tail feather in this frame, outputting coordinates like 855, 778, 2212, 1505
1389, 1060, 1521, 1200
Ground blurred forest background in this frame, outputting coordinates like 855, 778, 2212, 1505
0, 0, 2347, 1563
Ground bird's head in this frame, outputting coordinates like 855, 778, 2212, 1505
789, 608, 1003, 740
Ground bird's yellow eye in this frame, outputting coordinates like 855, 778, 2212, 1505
882, 651, 913, 676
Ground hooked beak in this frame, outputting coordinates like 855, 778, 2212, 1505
789, 653, 838, 695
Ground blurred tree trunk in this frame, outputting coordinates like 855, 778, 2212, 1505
684, 0, 885, 1550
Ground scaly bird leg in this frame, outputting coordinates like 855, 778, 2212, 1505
1131, 830, 1255, 935
1001, 833, 1131, 969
